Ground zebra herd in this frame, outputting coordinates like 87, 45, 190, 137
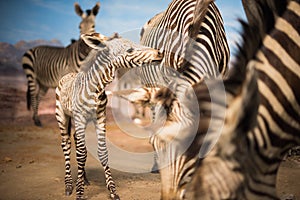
21, 0, 299, 200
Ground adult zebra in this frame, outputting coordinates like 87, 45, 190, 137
22, 2, 100, 126
145, 0, 300, 199
121, 0, 229, 124
55, 32, 162, 200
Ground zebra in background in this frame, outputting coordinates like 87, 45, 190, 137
22, 2, 100, 126
144, 0, 300, 199
55, 32, 162, 200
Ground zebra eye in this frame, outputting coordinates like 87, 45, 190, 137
126, 48, 134, 53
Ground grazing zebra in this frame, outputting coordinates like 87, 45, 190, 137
145, 0, 300, 199
55, 32, 162, 200
22, 2, 100, 126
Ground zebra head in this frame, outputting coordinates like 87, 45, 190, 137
74, 2, 100, 35
81, 32, 164, 65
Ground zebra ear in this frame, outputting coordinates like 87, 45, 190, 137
74, 2, 84, 17
92, 2, 100, 16
113, 88, 149, 103
81, 33, 107, 49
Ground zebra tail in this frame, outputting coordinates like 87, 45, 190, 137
26, 85, 31, 110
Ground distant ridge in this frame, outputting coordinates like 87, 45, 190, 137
0, 39, 63, 74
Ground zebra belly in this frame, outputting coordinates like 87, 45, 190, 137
59, 73, 78, 116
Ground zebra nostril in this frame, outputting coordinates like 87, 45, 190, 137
157, 51, 164, 59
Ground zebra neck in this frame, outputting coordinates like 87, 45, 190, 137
63, 39, 93, 72
78, 39, 93, 61
85, 55, 124, 92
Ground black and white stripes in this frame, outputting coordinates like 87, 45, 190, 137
55, 32, 162, 200
140, 0, 229, 84
22, 2, 100, 126
145, 0, 300, 199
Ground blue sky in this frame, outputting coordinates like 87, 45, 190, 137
0, 0, 246, 53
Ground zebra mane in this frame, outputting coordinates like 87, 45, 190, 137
190, 0, 214, 39
227, 0, 288, 87
192, 0, 291, 154
178, 0, 214, 73
107, 32, 121, 41
80, 48, 105, 73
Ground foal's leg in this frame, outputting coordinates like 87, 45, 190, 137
94, 94, 120, 200
56, 112, 73, 195
73, 116, 88, 200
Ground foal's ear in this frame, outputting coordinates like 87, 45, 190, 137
113, 88, 149, 103
81, 33, 107, 49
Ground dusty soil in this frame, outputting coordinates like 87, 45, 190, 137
0, 74, 299, 200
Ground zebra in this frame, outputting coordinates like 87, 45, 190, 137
140, 0, 229, 83
142, 0, 300, 199
117, 0, 229, 124
22, 2, 100, 126
115, 0, 228, 173
55, 32, 162, 200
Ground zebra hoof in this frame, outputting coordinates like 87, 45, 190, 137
150, 163, 159, 174
76, 196, 87, 200
83, 174, 90, 186
84, 178, 90, 186
34, 119, 42, 127
65, 185, 73, 196
110, 194, 120, 200
151, 169, 159, 174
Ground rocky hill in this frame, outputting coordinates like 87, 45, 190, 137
0, 39, 63, 74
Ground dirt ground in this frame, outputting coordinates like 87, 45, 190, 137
0, 74, 299, 200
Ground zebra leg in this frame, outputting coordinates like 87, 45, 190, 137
74, 133, 90, 186
57, 113, 73, 196
94, 105, 120, 200
150, 105, 160, 173
26, 78, 42, 126
73, 117, 88, 200
33, 85, 49, 126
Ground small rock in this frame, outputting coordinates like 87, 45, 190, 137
281, 194, 296, 200
4, 157, 12, 163
54, 177, 61, 182
16, 164, 22, 169
29, 160, 35, 164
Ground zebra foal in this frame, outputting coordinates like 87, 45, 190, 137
22, 2, 100, 126
55, 33, 162, 200
145, 0, 300, 199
